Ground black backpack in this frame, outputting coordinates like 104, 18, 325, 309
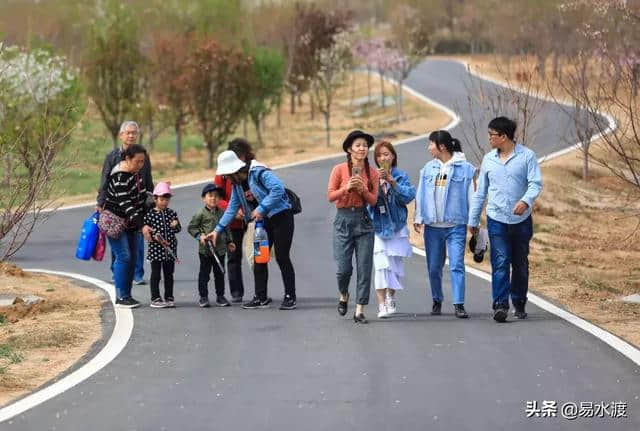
256, 169, 302, 215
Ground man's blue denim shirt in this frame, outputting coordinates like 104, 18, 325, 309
469, 143, 543, 226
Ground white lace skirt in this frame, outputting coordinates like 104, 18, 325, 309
373, 226, 413, 290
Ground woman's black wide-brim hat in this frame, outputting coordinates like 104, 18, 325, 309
342, 130, 374, 152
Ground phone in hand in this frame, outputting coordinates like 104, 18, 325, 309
352, 166, 361, 176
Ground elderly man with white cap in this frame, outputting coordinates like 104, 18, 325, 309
208, 147, 297, 310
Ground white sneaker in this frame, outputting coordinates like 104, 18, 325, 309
378, 303, 389, 319
386, 296, 397, 315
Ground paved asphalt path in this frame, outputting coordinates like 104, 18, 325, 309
4, 59, 639, 431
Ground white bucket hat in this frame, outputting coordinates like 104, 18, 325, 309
216, 150, 246, 175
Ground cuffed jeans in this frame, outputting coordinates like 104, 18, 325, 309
108, 230, 137, 300
333, 207, 374, 305
487, 216, 533, 310
424, 224, 467, 305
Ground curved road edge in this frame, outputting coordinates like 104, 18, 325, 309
0, 270, 134, 423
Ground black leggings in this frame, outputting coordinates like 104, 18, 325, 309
150, 260, 175, 300
227, 228, 245, 298
254, 210, 296, 300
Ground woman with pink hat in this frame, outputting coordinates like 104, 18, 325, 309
143, 181, 181, 308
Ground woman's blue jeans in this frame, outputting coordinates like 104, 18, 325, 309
108, 230, 138, 300
424, 224, 467, 304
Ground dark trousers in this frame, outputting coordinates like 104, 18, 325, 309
487, 216, 533, 310
150, 260, 175, 300
254, 210, 296, 300
227, 228, 245, 299
198, 253, 225, 298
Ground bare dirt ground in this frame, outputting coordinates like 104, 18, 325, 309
408, 54, 640, 348
0, 263, 104, 407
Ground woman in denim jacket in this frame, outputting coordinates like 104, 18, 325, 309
210, 148, 296, 311
368, 141, 416, 318
414, 131, 476, 319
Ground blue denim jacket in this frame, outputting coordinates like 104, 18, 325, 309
368, 168, 416, 239
415, 159, 476, 226
215, 161, 291, 233
468, 144, 543, 226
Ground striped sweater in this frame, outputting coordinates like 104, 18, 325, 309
104, 168, 146, 230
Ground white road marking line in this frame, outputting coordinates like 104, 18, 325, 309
0, 270, 133, 423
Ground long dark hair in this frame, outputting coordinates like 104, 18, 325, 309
428, 130, 462, 154
228, 138, 255, 163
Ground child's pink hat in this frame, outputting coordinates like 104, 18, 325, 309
153, 181, 172, 196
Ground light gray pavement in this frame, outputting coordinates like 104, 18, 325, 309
3, 59, 639, 431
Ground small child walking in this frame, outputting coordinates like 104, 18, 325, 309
188, 183, 236, 308
143, 182, 181, 308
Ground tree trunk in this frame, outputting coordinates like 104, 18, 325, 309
536, 54, 546, 80
324, 112, 331, 148
552, 51, 560, 79
367, 67, 372, 103
175, 120, 183, 164
297, 92, 303, 107
351, 72, 356, 105
379, 72, 385, 108
395, 83, 401, 123
399, 82, 404, 121
253, 116, 264, 147
111, 131, 119, 149
277, 99, 282, 128
207, 141, 214, 170
632, 64, 640, 97
310, 92, 315, 120
290, 90, 296, 114
583, 141, 590, 181
147, 123, 155, 152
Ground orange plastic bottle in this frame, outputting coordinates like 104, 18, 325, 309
253, 221, 270, 264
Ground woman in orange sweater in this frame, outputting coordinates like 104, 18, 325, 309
328, 130, 379, 323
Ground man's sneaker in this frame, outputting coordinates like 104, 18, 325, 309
385, 296, 397, 315
279, 295, 297, 310
231, 296, 243, 304
454, 304, 469, 319
242, 297, 272, 309
215, 296, 231, 307
377, 303, 389, 319
514, 309, 528, 319
431, 300, 442, 315
493, 307, 508, 323
133, 279, 146, 285
199, 297, 210, 308
115, 297, 140, 309
150, 298, 167, 308
165, 297, 176, 308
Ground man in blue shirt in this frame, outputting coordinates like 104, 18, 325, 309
468, 117, 543, 322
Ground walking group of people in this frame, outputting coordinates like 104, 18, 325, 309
96, 115, 542, 325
